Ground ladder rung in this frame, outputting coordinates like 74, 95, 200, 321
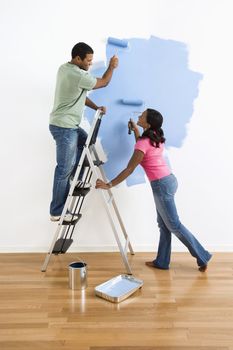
52, 238, 73, 254
72, 187, 90, 197
61, 213, 82, 226
83, 157, 104, 167
93, 160, 104, 167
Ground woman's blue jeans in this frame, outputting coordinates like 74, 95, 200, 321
49, 125, 87, 216
150, 174, 212, 269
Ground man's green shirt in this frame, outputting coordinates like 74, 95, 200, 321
50, 63, 97, 128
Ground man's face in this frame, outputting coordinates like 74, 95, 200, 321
76, 53, 93, 71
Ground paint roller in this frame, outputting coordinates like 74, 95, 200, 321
107, 37, 129, 48
121, 100, 145, 135
121, 99, 144, 106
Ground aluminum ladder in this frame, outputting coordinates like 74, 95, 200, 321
41, 110, 134, 273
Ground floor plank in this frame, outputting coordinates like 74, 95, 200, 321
0, 252, 232, 349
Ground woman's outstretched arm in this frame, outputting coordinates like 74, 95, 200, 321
95, 150, 144, 190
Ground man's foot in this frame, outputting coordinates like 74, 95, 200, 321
50, 213, 79, 223
145, 261, 169, 270
50, 215, 60, 222
198, 264, 208, 272
75, 180, 91, 189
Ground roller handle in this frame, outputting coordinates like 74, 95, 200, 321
128, 120, 133, 135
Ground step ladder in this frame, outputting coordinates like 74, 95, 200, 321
41, 110, 134, 274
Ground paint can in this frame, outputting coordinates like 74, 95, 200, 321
68, 260, 87, 290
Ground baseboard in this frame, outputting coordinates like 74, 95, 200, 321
0, 244, 232, 253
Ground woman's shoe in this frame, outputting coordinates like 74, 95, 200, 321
145, 261, 169, 270
198, 264, 208, 272
198, 253, 212, 272
145, 261, 155, 267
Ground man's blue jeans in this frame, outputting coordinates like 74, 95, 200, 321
49, 125, 87, 216
150, 174, 212, 269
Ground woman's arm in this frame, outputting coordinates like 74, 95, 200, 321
95, 150, 144, 190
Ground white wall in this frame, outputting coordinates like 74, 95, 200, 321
0, 0, 232, 253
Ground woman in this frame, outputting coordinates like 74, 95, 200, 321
95, 108, 212, 271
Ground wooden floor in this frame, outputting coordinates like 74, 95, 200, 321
0, 252, 232, 350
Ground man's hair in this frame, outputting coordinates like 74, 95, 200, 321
71, 42, 94, 60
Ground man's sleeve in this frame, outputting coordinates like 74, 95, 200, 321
79, 72, 97, 91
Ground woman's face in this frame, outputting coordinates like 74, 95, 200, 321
137, 110, 150, 129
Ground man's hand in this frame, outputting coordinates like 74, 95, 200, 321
109, 55, 119, 69
94, 55, 119, 89
97, 106, 106, 114
95, 178, 109, 190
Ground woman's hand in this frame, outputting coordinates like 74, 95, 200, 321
95, 178, 110, 190
128, 118, 138, 132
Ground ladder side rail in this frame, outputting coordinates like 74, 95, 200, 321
89, 118, 102, 146
84, 109, 103, 148
41, 152, 84, 270
66, 155, 94, 242
41, 145, 92, 271
68, 195, 82, 217
111, 199, 134, 254
55, 149, 85, 227
65, 110, 102, 221
124, 236, 130, 255
58, 226, 69, 240
57, 113, 102, 244
66, 191, 86, 241
91, 145, 134, 255
41, 224, 64, 271
41, 112, 101, 271
46, 152, 92, 255
55, 110, 103, 226
85, 147, 132, 275
58, 203, 81, 252
68, 165, 92, 216
67, 196, 77, 215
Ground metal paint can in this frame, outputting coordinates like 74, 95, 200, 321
68, 261, 87, 290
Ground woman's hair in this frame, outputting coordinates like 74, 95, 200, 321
71, 42, 94, 60
140, 108, 166, 147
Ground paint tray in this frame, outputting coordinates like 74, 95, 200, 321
95, 274, 143, 303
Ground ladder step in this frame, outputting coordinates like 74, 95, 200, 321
93, 160, 104, 167
62, 213, 82, 225
72, 187, 90, 197
83, 157, 104, 167
52, 238, 73, 254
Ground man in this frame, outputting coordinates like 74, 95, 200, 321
49, 42, 118, 222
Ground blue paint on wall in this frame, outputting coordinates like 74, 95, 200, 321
85, 36, 203, 185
